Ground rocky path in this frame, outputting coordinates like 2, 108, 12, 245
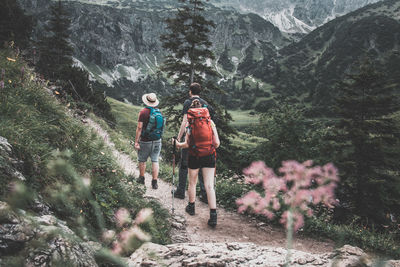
87, 118, 335, 254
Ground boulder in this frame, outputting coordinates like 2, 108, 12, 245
128, 242, 400, 267
0, 136, 25, 182
0, 202, 100, 266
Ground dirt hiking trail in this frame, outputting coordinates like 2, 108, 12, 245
87, 118, 334, 254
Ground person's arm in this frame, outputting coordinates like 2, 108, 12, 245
211, 120, 220, 148
173, 122, 189, 149
174, 134, 189, 149
134, 112, 143, 150
177, 114, 188, 141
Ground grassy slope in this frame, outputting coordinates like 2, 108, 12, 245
0, 49, 170, 264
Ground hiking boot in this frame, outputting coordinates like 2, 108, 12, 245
151, 179, 158, 189
171, 189, 185, 199
185, 203, 195, 216
208, 211, 217, 227
137, 176, 145, 184
199, 194, 208, 204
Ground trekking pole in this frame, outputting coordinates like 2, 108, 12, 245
171, 137, 177, 214
214, 152, 217, 199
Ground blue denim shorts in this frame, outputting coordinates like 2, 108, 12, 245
138, 139, 162, 162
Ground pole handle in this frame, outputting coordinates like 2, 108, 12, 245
172, 136, 177, 175
173, 136, 177, 154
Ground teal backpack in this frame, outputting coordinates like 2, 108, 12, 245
141, 107, 165, 140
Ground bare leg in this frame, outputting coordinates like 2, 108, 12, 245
139, 162, 146, 177
188, 168, 199, 203
202, 167, 217, 209
152, 162, 159, 180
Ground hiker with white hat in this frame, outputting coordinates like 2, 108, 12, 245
134, 93, 165, 189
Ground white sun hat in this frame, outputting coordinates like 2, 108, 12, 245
142, 93, 159, 107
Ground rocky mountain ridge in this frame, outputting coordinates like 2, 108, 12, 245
214, 0, 382, 33
19, 0, 288, 88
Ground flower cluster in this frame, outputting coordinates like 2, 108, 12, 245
236, 160, 339, 231
103, 207, 153, 255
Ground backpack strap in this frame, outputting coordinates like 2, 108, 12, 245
141, 107, 153, 139
190, 97, 215, 121
190, 97, 206, 107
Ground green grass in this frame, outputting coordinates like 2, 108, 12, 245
231, 131, 266, 150
229, 109, 260, 128
0, 48, 170, 263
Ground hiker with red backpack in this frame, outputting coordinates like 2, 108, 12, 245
173, 83, 220, 227
172, 84, 212, 202
134, 93, 165, 189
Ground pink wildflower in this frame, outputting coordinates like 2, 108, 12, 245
236, 191, 262, 213
279, 160, 305, 182
264, 177, 286, 195
135, 208, 153, 225
280, 211, 289, 229
111, 241, 122, 255
302, 160, 313, 167
119, 226, 151, 244
261, 209, 275, 220
237, 160, 339, 234
283, 190, 294, 206
280, 211, 305, 232
119, 228, 134, 245
306, 208, 313, 217
253, 197, 270, 214
115, 208, 131, 227
0, 81, 4, 89
102, 230, 116, 243
243, 161, 271, 184
292, 211, 305, 232
272, 198, 281, 211
131, 225, 151, 241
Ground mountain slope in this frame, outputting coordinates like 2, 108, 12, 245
214, 0, 381, 33
19, 0, 289, 89
251, 0, 400, 111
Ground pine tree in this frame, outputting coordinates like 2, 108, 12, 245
0, 0, 32, 48
332, 59, 400, 225
160, 0, 216, 86
160, 0, 236, 159
37, 0, 73, 79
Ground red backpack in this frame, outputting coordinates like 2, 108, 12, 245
187, 107, 215, 157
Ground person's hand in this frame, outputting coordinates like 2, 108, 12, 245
172, 138, 179, 148
134, 142, 140, 151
